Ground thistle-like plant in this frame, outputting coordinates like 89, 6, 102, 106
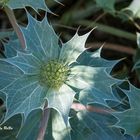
0, 12, 122, 139
0, 0, 140, 140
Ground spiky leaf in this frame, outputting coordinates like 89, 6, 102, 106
0, 109, 42, 140
17, 109, 42, 140
74, 48, 120, 107
4, 34, 23, 58
113, 84, 140, 136
95, 0, 115, 13
4, 0, 50, 12
0, 60, 23, 89
18, 109, 71, 140
70, 104, 129, 140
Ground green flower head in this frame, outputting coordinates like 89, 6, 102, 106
39, 60, 70, 89
0, 13, 118, 125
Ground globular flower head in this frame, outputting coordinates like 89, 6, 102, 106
39, 60, 70, 89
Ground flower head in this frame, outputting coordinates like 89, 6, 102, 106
39, 60, 70, 89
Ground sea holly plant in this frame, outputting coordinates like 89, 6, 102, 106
0, 1, 140, 140
1, 11, 118, 119
0, 11, 125, 140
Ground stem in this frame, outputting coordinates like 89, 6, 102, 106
93, 12, 107, 23
77, 20, 136, 41
71, 103, 114, 114
4, 6, 26, 49
37, 107, 50, 140
86, 42, 136, 55
116, 11, 140, 31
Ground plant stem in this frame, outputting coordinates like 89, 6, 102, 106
4, 6, 26, 49
77, 20, 136, 41
37, 107, 50, 140
116, 11, 140, 31
71, 103, 114, 114
86, 42, 136, 55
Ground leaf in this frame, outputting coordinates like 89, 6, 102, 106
0, 60, 23, 89
0, 53, 3, 58
18, 108, 71, 140
95, 0, 115, 13
0, 109, 42, 140
137, 33, 140, 48
59, 30, 92, 65
0, 114, 21, 140
6, 0, 50, 12
70, 104, 128, 140
0, 92, 5, 104
45, 109, 71, 140
124, 0, 140, 19
4, 52, 41, 74
1, 75, 46, 122
0, 31, 21, 58
0, 108, 71, 140
46, 84, 75, 125
21, 13, 60, 60
70, 48, 121, 107
133, 33, 140, 81
113, 84, 140, 136
76, 48, 119, 71
4, 34, 23, 58
0, 30, 13, 40
17, 109, 42, 140
107, 84, 130, 112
